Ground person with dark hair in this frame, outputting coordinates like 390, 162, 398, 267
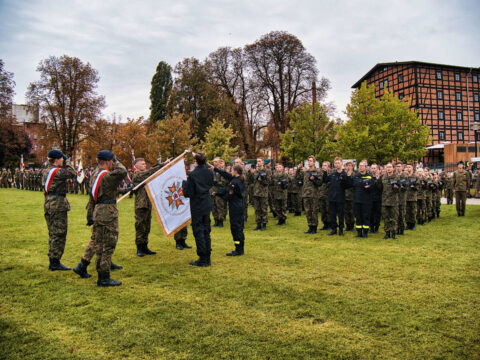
352, 160, 374, 238
42, 149, 77, 271
248, 158, 271, 231
213, 164, 246, 256
182, 152, 214, 267
325, 157, 351, 236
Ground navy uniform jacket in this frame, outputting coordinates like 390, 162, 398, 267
182, 164, 214, 216
214, 168, 245, 216
325, 170, 352, 203
353, 172, 374, 204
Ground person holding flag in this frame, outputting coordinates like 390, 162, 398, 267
42, 149, 77, 271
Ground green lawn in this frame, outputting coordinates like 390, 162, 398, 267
0, 188, 479, 360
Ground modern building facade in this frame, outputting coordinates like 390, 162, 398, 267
352, 61, 480, 168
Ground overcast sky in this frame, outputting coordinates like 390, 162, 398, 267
1, 0, 479, 121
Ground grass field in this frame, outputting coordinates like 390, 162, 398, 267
0, 188, 479, 360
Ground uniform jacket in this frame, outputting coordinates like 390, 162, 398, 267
272, 171, 288, 200
453, 169, 470, 191
377, 173, 400, 206
300, 167, 323, 198
42, 160, 76, 213
352, 172, 374, 204
214, 168, 245, 215
133, 164, 162, 209
247, 168, 270, 198
182, 164, 214, 216
325, 169, 351, 203
405, 174, 419, 202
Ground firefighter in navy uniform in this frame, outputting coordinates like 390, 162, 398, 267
352, 160, 374, 238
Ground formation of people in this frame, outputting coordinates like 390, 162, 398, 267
1, 148, 476, 288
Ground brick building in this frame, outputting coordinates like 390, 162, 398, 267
352, 61, 480, 168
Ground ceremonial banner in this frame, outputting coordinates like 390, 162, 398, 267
145, 157, 191, 237
77, 160, 85, 184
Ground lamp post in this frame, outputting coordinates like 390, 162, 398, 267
290, 130, 296, 166
471, 122, 480, 158
171, 137, 175, 157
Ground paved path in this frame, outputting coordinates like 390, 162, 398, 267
441, 197, 480, 205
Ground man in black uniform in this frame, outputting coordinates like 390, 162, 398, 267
182, 152, 214, 267
325, 157, 351, 236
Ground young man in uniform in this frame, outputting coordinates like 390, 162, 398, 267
405, 164, 419, 231
300, 156, 323, 234
377, 163, 400, 239
272, 163, 289, 225
248, 158, 271, 231
453, 161, 470, 216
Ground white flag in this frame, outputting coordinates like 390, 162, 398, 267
145, 157, 191, 237
77, 160, 85, 184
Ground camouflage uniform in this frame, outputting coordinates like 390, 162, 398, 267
425, 174, 435, 221
211, 169, 229, 226
42, 160, 76, 265
453, 168, 470, 216
396, 172, 408, 234
289, 172, 303, 215
434, 178, 443, 218
405, 174, 419, 230
443, 173, 454, 204
272, 170, 288, 224
318, 180, 330, 230
174, 226, 190, 250
248, 167, 271, 228
301, 167, 323, 232
377, 173, 400, 238
89, 160, 127, 275
417, 176, 427, 225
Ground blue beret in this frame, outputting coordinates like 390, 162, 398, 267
97, 150, 114, 161
48, 149, 64, 159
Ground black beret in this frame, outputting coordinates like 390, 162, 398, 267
48, 149, 64, 159
97, 150, 114, 161
457, 160, 464, 165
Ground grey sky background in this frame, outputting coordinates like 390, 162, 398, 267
1, 0, 479, 121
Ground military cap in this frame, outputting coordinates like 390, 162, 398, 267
457, 160, 464, 165
97, 150, 114, 161
47, 149, 64, 159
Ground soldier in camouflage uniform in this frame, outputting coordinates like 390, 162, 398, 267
395, 162, 408, 235
318, 161, 330, 230
416, 169, 427, 225
344, 161, 355, 231
42, 149, 77, 271
433, 172, 443, 218
247, 158, 271, 230
211, 158, 228, 227
90, 150, 127, 286
404, 164, 419, 231
174, 226, 191, 250
424, 170, 435, 222
301, 156, 323, 234
272, 163, 288, 225
289, 167, 303, 216
453, 161, 470, 216
377, 163, 400, 239
133, 157, 166, 257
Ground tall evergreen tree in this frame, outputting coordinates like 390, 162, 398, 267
150, 61, 172, 123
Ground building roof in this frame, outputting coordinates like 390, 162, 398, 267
352, 61, 480, 89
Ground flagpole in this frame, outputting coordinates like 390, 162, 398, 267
116, 147, 192, 203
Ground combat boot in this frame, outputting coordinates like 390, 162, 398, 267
328, 229, 337, 236
73, 258, 92, 278
176, 241, 184, 250
143, 245, 157, 255
189, 255, 210, 267
356, 229, 362, 238
136, 244, 146, 257
213, 219, 219, 227
253, 223, 262, 231
383, 231, 390, 240
410, 223, 416, 231
304, 226, 313, 234
338, 228, 344, 236
362, 229, 368, 238
310, 226, 317, 234
391, 231, 397, 240
181, 240, 192, 249
97, 272, 121, 287
218, 220, 224, 228
398, 229, 404, 236
226, 246, 244, 256
261, 223, 266, 231
49, 258, 71, 271
110, 262, 123, 270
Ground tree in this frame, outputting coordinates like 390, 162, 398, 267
80, 117, 115, 167
150, 61, 173, 123
0, 59, 15, 118
0, 119, 32, 168
200, 118, 239, 161
112, 117, 149, 168
245, 31, 330, 152
338, 83, 430, 164
280, 102, 338, 163
26, 55, 106, 155
146, 113, 197, 161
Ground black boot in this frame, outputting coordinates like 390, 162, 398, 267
338, 228, 344, 236
356, 229, 363, 238
398, 228, 404, 236
304, 226, 313, 234
321, 223, 330, 230
411, 223, 416, 231
49, 258, 71, 271
213, 219, 219, 227
391, 231, 397, 240
97, 271, 121, 287
261, 223, 266, 231
176, 241, 184, 250
136, 244, 146, 257
328, 229, 337, 236
181, 240, 192, 249
294, 212, 301, 216
73, 258, 92, 278
143, 245, 157, 255
253, 223, 262, 231
346, 224, 354, 231
217, 220, 224, 228
311, 226, 317, 234
383, 231, 390, 240
363, 229, 368, 238
110, 262, 123, 270
227, 245, 244, 256
189, 255, 211, 267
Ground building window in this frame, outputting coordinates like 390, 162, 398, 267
473, 74, 478, 83
455, 73, 460, 81
437, 91, 443, 100
458, 132, 464, 141
474, 93, 479, 102
398, 74, 404, 83
457, 146, 466, 152
456, 92, 462, 101
475, 113, 479, 121
379, 81, 384, 89
439, 131, 445, 140
436, 71, 442, 80
399, 93, 404, 100
384, 79, 388, 88
33, 133, 37, 140
438, 111, 444, 120
457, 112, 463, 120
380, 66, 387, 73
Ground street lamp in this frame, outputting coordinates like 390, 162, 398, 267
290, 130, 296, 166
171, 137, 175, 157
471, 122, 480, 158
